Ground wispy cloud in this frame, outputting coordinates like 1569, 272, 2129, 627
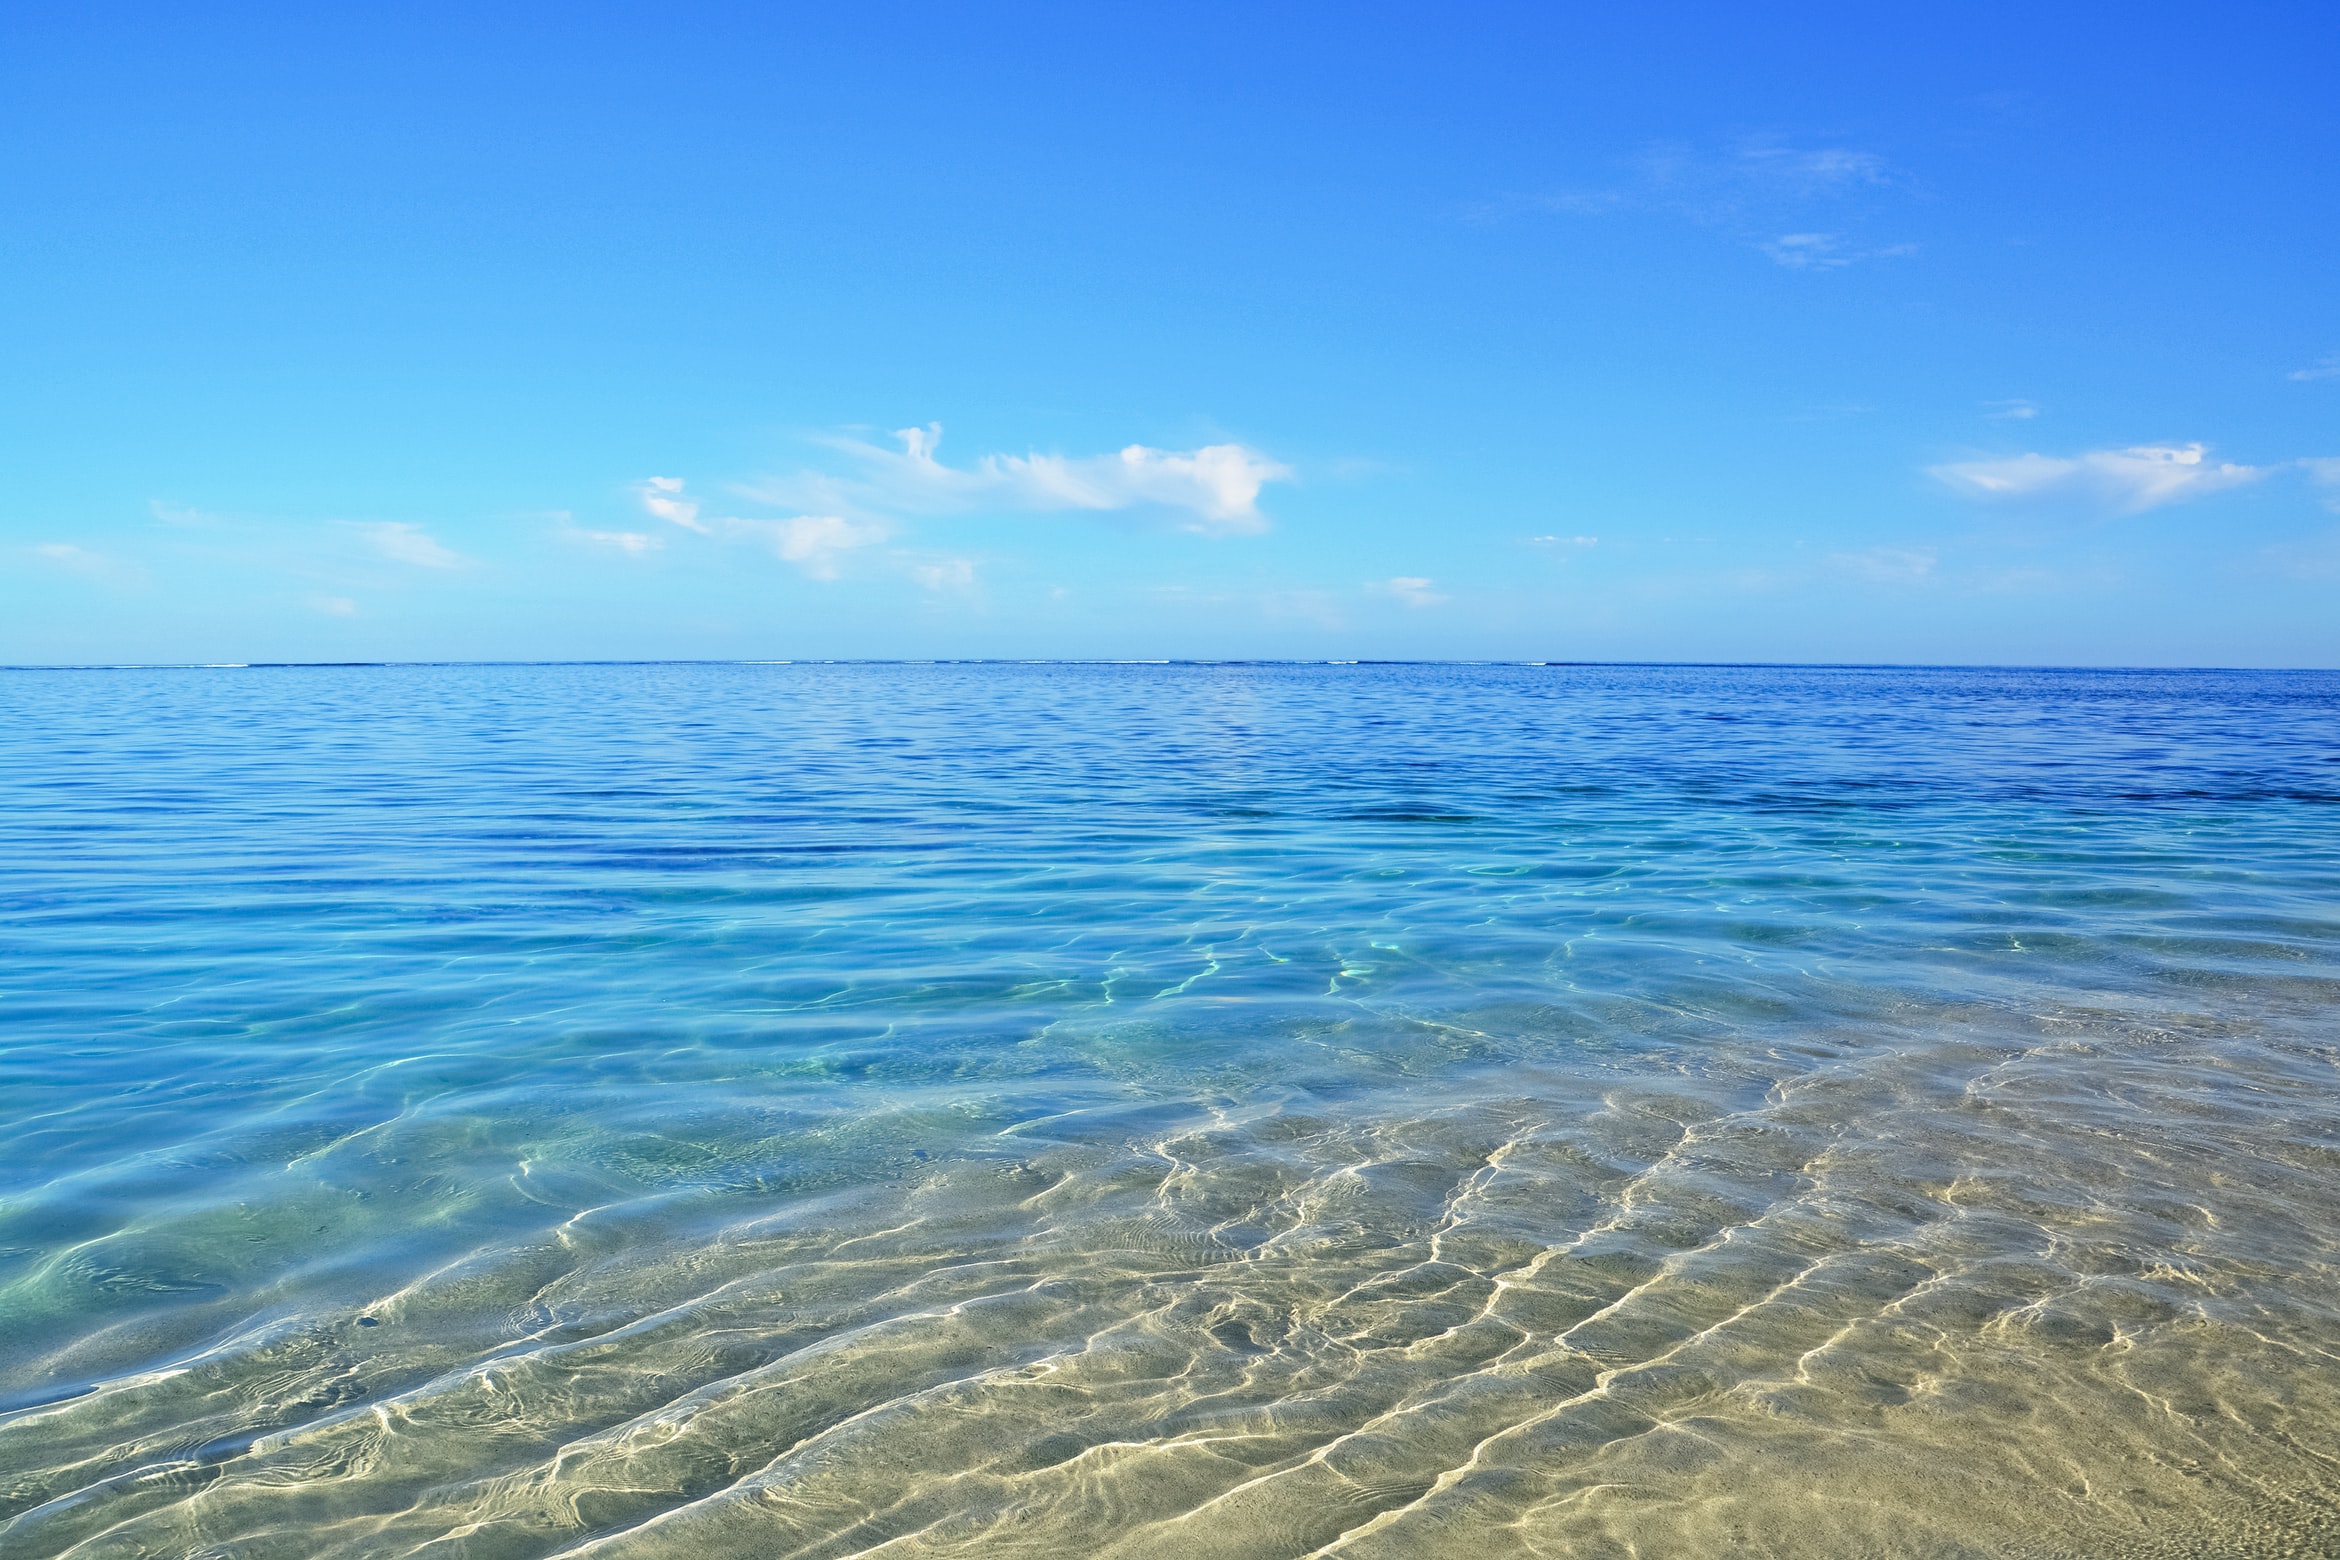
1736, 143, 1891, 191
574, 528, 662, 554
2257, 527, 2340, 579
2289, 353, 2340, 383
734, 515, 889, 580
1259, 588, 1346, 629
1828, 545, 1938, 583
910, 557, 978, 593
2304, 457, 2340, 511
637, 477, 708, 534
752, 425, 1292, 535
1759, 233, 1917, 270
1497, 137, 1915, 270
1929, 443, 2264, 513
1783, 400, 1872, 422
354, 521, 464, 568
554, 512, 663, 555
635, 478, 886, 579
1375, 575, 1449, 607
1635, 137, 1895, 220
29, 542, 147, 587
1983, 399, 2039, 421
1529, 534, 1598, 548
308, 593, 358, 617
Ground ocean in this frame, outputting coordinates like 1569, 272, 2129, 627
3, 661, 2336, 1557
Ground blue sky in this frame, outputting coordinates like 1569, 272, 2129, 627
4, 2, 2336, 665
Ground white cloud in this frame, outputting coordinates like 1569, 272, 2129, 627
636, 476, 708, 533
632, 425, 1288, 589
1929, 443, 2264, 513
2289, 354, 2340, 383
355, 521, 464, 568
765, 424, 1292, 535
1377, 575, 1448, 607
635, 479, 886, 579
309, 594, 358, 617
148, 500, 213, 526
1983, 399, 2039, 420
991, 442, 1286, 530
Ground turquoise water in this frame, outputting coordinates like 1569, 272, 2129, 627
3, 662, 2337, 1557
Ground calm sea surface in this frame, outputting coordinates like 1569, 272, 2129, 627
3, 662, 2337, 1558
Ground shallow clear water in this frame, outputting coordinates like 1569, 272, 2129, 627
3, 662, 2337, 1558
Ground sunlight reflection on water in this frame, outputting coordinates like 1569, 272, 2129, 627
2, 662, 2336, 1556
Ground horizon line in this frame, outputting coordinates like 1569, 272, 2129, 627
4, 658, 2333, 674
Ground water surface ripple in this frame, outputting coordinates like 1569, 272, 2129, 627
2, 663, 2337, 1557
